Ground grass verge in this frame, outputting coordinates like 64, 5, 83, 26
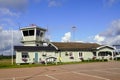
0, 59, 110, 69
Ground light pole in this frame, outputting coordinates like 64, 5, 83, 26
11, 28, 14, 65
0, 27, 3, 55
72, 26, 76, 42
0, 27, 2, 32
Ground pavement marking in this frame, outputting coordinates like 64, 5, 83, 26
0, 72, 68, 80
94, 70, 120, 75
0, 77, 13, 80
48, 71, 71, 76
98, 68, 120, 71
72, 71, 110, 80
1, 67, 120, 80
45, 75, 59, 80
69, 67, 120, 73
0, 75, 44, 80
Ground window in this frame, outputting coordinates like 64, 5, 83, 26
40, 32, 43, 37
93, 52, 96, 56
79, 52, 82, 57
36, 44, 39, 46
69, 52, 73, 56
65, 52, 68, 56
23, 30, 34, 36
98, 51, 112, 56
29, 30, 34, 36
36, 30, 40, 36
42, 53, 47, 57
22, 52, 29, 58
23, 31, 28, 36
69, 52, 74, 59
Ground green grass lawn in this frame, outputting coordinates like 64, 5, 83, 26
0, 58, 112, 69
0, 59, 45, 69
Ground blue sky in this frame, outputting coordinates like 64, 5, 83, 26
0, 0, 120, 55
16, 0, 120, 42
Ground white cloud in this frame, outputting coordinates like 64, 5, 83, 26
0, 18, 17, 26
75, 40, 84, 43
48, 0, 61, 7
94, 35, 105, 42
61, 32, 71, 42
0, 0, 28, 29
0, 8, 20, 17
0, 0, 28, 12
0, 28, 22, 55
103, 0, 120, 6
107, 0, 116, 5
94, 19, 120, 45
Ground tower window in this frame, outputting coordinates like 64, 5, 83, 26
36, 30, 40, 36
23, 30, 34, 36
29, 30, 34, 36
40, 32, 43, 37
23, 31, 28, 36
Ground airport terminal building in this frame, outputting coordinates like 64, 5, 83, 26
14, 25, 115, 64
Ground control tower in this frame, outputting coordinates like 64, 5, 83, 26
20, 24, 46, 46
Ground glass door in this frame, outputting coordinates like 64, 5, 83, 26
35, 53, 38, 63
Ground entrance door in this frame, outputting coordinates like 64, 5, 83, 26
35, 53, 38, 63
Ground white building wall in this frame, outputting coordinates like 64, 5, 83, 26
22, 36, 36, 42
60, 51, 74, 62
96, 47, 114, 59
16, 51, 35, 64
16, 51, 22, 64
27, 52, 35, 63
16, 51, 59, 64
15, 47, 114, 64
83, 52, 94, 60
23, 43, 36, 46
60, 51, 94, 62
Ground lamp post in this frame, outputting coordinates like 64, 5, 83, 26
0, 27, 3, 55
0, 27, 2, 32
11, 28, 14, 65
72, 26, 76, 42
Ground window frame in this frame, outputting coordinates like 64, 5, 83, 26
29, 30, 34, 36
23, 30, 29, 36
22, 52, 29, 58
23, 29, 35, 36
79, 52, 83, 58
36, 30, 40, 36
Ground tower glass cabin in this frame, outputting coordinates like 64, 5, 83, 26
20, 25, 46, 46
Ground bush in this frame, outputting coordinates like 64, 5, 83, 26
114, 57, 120, 61
104, 59, 108, 62
0, 55, 15, 60
82, 59, 108, 62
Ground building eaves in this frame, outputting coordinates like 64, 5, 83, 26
14, 46, 57, 52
